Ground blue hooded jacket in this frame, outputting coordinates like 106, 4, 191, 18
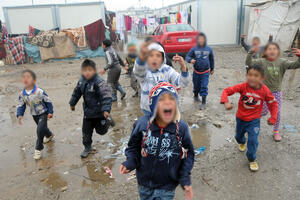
122, 82, 194, 190
186, 33, 215, 72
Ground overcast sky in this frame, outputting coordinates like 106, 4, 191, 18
0, 0, 185, 21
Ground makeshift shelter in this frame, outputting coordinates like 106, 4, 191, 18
1, 2, 110, 65
246, 0, 300, 50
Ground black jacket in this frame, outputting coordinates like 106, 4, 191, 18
69, 74, 112, 118
122, 115, 194, 190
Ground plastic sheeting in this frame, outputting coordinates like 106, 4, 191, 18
24, 36, 41, 63
247, 0, 300, 50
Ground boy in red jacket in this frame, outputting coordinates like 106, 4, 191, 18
220, 64, 278, 171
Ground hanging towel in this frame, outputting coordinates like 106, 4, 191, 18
143, 18, 147, 26
5, 36, 25, 65
84, 19, 106, 50
39, 32, 75, 61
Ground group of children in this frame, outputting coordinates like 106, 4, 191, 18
16, 32, 300, 200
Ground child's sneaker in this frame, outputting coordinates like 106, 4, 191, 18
33, 150, 42, 160
249, 161, 259, 171
81, 146, 91, 158
273, 131, 282, 142
238, 144, 246, 152
43, 134, 54, 144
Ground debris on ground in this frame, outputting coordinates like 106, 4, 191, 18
194, 146, 206, 155
283, 123, 296, 133
127, 172, 136, 181
213, 121, 222, 128
61, 186, 68, 192
103, 166, 114, 179
191, 124, 199, 129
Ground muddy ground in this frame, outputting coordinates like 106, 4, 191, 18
0, 46, 299, 200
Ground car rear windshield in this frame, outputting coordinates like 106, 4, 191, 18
166, 24, 194, 32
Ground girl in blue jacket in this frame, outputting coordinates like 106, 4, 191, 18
120, 82, 194, 200
186, 32, 215, 110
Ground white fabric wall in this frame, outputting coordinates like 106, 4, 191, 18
200, 0, 238, 45
247, 0, 300, 50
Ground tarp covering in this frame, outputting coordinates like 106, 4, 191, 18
24, 36, 41, 63
247, 0, 300, 50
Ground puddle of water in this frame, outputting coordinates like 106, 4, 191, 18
41, 172, 67, 191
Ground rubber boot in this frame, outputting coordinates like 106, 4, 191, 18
81, 146, 91, 158
200, 96, 207, 110
112, 93, 117, 102
117, 85, 126, 100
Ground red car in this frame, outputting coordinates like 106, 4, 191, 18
152, 23, 198, 57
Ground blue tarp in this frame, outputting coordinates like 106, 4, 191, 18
23, 36, 105, 63
24, 36, 41, 63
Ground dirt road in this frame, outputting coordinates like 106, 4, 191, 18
0, 47, 299, 200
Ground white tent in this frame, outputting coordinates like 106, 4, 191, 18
246, 0, 300, 50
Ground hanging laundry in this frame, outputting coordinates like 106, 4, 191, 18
0, 40, 6, 59
181, 10, 188, 24
143, 18, 147, 26
39, 32, 75, 61
125, 16, 132, 31
112, 17, 116, 31
0, 29, 6, 58
26, 30, 57, 48
62, 27, 87, 49
28, 25, 41, 37
23, 36, 41, 63
5, 36, 26, 65
4, 44, 14, 65
176, 12, 182, 23
162, 17, 165, 24
84, 19, 106, 50
187, 6, 192, 24
167, 16, 171, 24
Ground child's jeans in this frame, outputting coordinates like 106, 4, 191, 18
33, 113, 52, 151
192, 71, 209, 97
235, 117, 260, 162
138, 185, 175, 200
262, 91, 282, 132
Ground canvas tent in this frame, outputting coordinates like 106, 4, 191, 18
246, 0, 300, 50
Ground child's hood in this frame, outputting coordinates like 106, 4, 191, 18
148, 82, 180, 123
148, 43, 167, 66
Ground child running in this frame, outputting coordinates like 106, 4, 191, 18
101, 39, 126, 102
17, 70, 54, 160
134, 42, 189, 115
246, 42, 300, 141
69, 59, 113, 158
186, 32, 215, 110
124, 43, 140, 97
120, 82, 194, 200
221, 64, 278, 171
